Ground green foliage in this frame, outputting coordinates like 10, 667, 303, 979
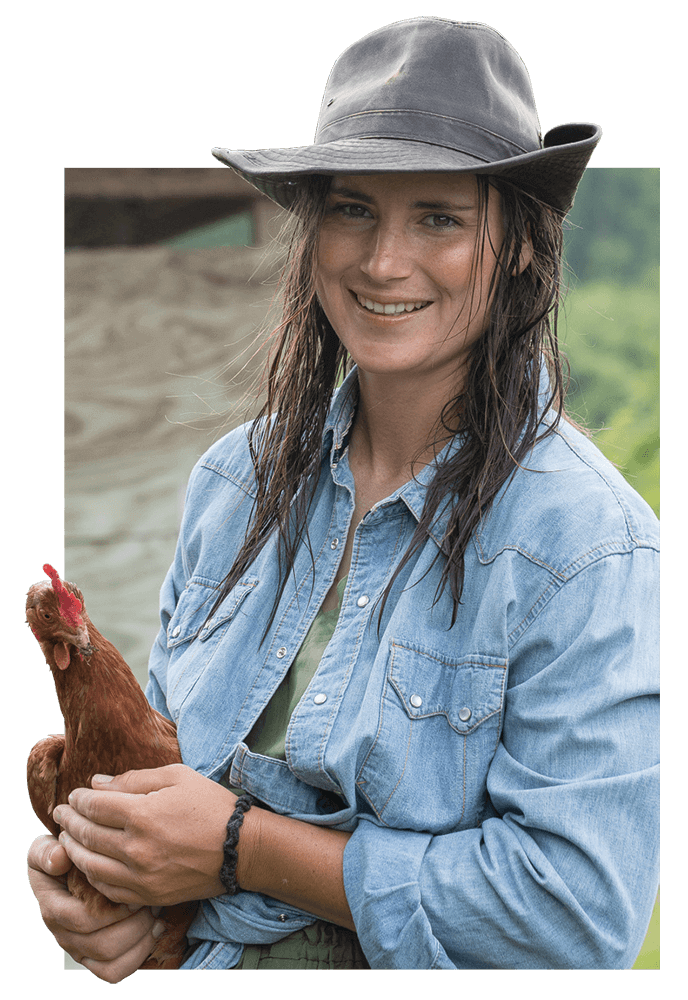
564, 168, 660, 287
560, 275, 659, 515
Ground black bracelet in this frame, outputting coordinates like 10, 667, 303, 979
219, 793, 254, 895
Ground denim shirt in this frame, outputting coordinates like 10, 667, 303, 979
146, 369, 659, 970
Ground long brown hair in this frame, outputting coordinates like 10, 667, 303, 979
206, 174, 570, 631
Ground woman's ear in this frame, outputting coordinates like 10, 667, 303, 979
512, 227, 533, 276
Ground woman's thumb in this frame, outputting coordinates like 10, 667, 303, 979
28, 834, 71, 876
46, 841, 72, 874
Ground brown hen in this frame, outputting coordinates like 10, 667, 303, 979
26, 563, 196, 969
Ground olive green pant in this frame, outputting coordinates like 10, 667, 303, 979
235, 919, 370, 969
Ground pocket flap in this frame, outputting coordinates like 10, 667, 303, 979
388, 641, 506, 734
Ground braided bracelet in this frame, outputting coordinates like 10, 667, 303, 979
219, 792, 254, 895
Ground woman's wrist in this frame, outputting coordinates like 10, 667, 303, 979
234, 805, 354, 930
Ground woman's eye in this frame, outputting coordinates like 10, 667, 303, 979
335, 203, 372, 219
424, 214, 457, 229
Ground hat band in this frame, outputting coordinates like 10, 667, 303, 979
317, 109, 538, 164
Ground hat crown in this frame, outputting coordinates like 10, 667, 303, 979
316, 19, 542, 162
212, 16, 601, 214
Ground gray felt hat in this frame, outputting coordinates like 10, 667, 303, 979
212, 17, 601, 214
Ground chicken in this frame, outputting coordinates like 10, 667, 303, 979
26, 564, 196, 970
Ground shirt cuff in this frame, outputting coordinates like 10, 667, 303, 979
342, 819, 454, 969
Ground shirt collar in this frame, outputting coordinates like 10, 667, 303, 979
323, 367, 359, 455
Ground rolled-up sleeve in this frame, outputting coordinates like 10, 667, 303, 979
343, 546, 659, 969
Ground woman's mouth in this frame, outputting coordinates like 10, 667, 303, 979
354, 292, 430, 315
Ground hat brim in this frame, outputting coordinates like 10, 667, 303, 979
212, 122, 601, 215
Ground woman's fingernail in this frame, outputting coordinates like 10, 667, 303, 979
92, 774, 114, 784
152, 921, 166, 939
53, 807, 63, 824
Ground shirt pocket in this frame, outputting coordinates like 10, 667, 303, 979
167, 576, 258, 647
356, 640, 507, 833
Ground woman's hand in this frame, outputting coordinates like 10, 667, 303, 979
27, 834, 162, 983
52, 763, 235, 908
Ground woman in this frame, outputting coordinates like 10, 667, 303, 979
28, 18, 659, 975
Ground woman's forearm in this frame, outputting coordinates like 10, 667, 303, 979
238, 806, 355, 930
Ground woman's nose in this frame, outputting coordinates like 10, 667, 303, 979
359, 224, 413, 283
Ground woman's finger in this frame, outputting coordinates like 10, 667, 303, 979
62, 909, 160, 982
57, 829, 148, 904
27, 834, 71, 878
53, 803, 128, 862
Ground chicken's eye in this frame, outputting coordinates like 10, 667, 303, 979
42, 612, 52, 621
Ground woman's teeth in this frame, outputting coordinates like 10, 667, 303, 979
356, 294, 428, 315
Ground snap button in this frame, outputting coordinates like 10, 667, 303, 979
278, 913, 288, 922
313, 693, 327, 705
276, 646, 287, 658
459, 707, 472, 722
410, 694, 423, 708
172, 626, 181, 637
331, 538, 339, 549
357, 595, 370, 607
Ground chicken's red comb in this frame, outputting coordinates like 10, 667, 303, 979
43, 564, 84, 626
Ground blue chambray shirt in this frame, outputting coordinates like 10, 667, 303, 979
145, 368, 659, 970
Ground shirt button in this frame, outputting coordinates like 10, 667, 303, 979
410, 694, 423, 708
331, 538, 339, 549
357, 595, 370, 607
313, 693, 327, 704
171, 626, 181, 637
278, 913, 287, 922
276, 646, 287, 658
459, 707, 472, 722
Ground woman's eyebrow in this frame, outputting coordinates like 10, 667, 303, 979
412, 199, 477, 212
329, 185, 374, 203
328, 186, 476, 213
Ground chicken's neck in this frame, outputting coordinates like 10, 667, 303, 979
49, 622, 152, 751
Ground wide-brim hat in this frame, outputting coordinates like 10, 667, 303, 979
212, 17, 601, 215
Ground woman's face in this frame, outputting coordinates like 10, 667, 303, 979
315, 172, 506, 385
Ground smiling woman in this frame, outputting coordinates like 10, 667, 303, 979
187, 17, 657, 970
